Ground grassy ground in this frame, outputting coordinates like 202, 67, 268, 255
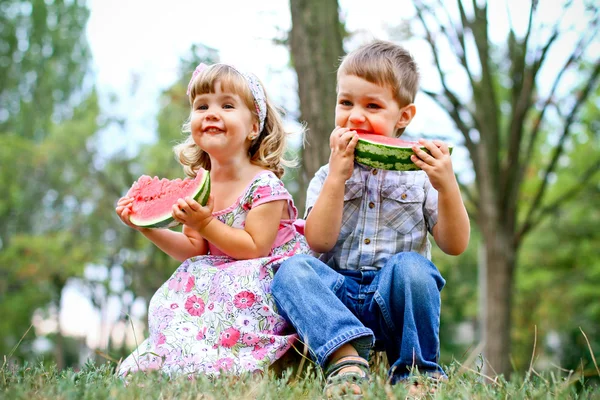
1, 356, 599, 400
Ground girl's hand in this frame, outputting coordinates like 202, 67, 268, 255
172, 194, 215, 233
115, 196, 142, 230
411, 139, 456, 192
329, 126, 359, 181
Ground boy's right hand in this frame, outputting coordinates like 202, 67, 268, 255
115, 196, 141, 230
329, 126, 359, 181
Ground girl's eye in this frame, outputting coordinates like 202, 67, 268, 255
339, 100, 352, 106
223, 104, 234, 109
367, 103, 381, 109
196, 104, 208, 110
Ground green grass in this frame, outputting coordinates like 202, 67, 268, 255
1, 357, 599, 400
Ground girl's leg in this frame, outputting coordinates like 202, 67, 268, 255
272, 254, 374, 367
366, 252, 446, 384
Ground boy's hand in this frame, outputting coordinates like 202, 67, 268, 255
329, 126, 359, 181
172, 194, 214, 232
411, 139, 456, 192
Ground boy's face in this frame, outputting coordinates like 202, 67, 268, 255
335, 74, 414, 137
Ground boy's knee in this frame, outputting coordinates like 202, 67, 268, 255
273, 255, 317, 291
387, 252, 443, 291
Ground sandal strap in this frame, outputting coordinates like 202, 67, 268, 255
325, 355, 370, 379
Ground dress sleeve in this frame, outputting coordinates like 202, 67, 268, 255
244, 172, 293, 209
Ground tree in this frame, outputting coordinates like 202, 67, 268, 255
0, 0, 93, 365
409, 0, 600, 376
288, 0, 345, 214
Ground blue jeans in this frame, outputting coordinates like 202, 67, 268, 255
272, 252, 446, 383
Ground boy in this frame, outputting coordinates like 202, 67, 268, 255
272, 40, 470, 397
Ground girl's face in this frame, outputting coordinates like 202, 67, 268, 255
190, 80, 259, 160
335, 74, 413, 137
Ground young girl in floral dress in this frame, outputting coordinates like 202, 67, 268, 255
115, 63, 309, 378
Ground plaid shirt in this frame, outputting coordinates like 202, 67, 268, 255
305, 163, 438, 271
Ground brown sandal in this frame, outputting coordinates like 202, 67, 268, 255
323, 355, 370, 399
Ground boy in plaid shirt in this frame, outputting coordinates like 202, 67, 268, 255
272, 40, 470, 398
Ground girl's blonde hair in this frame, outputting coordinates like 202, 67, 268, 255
174, 64, 295, 178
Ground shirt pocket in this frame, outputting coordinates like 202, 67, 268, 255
339, 182, 363, 240
381, 185, 425, 235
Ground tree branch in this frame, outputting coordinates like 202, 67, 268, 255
422, 89, 477, 169
413, 2, 478, 158
520, 60, 600, 238
517, 158, 600, 241
500, 1, 537, 220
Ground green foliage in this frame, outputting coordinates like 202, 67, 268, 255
0, 0, 91, 142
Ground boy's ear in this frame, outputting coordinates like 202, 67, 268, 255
395, 103, 416, 129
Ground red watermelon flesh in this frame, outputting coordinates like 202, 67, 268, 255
356, 133, 420, 147
126, 169, 211, 229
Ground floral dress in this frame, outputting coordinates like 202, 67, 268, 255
118, 171, 310, 378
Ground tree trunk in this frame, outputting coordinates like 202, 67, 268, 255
289, 0, 344, 214
478, 176, 517, 376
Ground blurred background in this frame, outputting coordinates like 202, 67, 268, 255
0, 0, 598, 381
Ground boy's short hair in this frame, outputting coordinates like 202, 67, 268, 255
337, 40, 420, 107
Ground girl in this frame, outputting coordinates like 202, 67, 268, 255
115, 63, 309, 378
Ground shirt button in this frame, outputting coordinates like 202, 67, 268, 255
372, 169, 378, 175
401, 193, 407, 200
368, 202, 375, 209
364, 238, 371, 244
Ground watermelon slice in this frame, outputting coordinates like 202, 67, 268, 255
126, 169, 211, 229
354, 133, 453, 171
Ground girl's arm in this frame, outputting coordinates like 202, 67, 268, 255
203, 200, 285, 259
139, 225, 208, 262
116, 195, 208, 262
174, 195, 286, 260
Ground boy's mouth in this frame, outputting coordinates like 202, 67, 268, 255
351, 129, 379, 135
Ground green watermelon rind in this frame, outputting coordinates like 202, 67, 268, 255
129, 172, 211, 229
355, 137, 453, 171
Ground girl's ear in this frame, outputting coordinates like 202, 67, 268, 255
247, 120, 260, 141
395, 103, 416, 129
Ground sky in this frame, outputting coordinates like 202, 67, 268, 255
49, 0, 596, 350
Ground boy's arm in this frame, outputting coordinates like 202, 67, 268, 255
412, 139, 470, 255
305, 127, 359, 253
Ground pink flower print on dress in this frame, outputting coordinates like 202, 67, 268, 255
233, 291, 256, 309
219, 327, 241, 348
157, 332, 166, 345
241, 332, 260, 346
214, 357, 235, 372
169, 271, 194, 292
196, 327, 207, 340
252, 345, 268, 360
185, 295, 206, 316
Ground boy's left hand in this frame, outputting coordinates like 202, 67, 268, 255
411, 139, 455, 192
172, 195, 214, 232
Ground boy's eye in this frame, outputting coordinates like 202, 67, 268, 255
367, 103, 381, 109
223, 104, 234, 109
339, 100, 352, 106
